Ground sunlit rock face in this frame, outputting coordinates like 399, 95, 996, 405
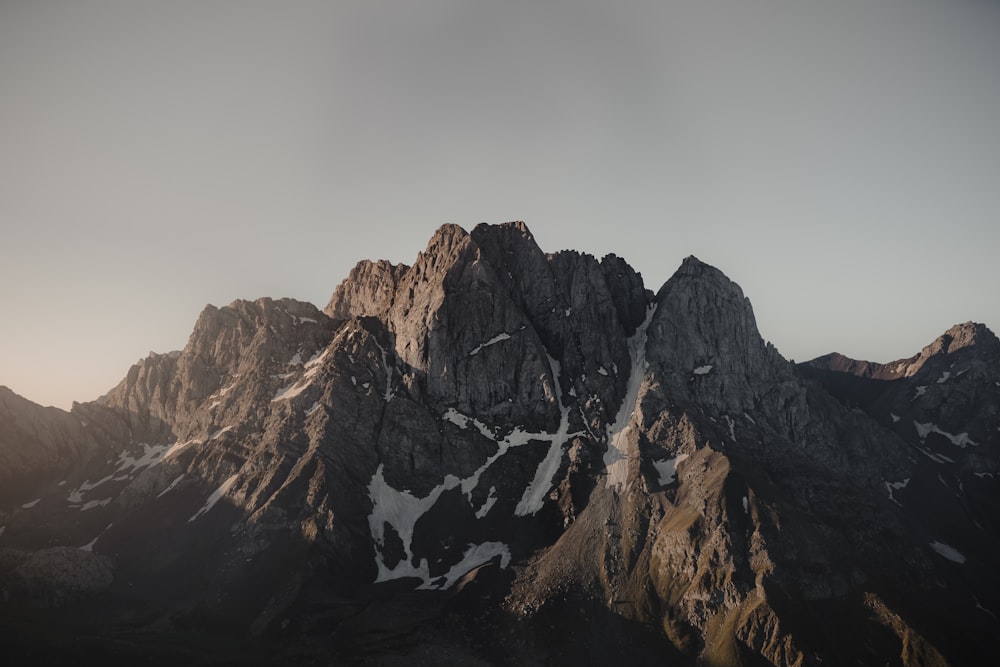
1, 222, 997, 666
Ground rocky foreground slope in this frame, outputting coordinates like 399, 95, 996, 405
1, 222, 997, 666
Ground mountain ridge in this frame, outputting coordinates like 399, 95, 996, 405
1, 222, 997, 665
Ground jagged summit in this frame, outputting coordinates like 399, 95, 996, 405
926, 321, 999, 357
806, 320, 1000, 384
324, 258, 409, 321
646, 250, 790, 416
473, 219, 534, 239
1, 222, 997, 666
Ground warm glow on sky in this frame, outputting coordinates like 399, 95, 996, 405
2, 0, 998, 410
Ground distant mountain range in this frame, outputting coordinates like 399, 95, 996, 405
1, 222, 997, 666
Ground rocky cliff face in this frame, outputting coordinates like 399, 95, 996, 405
800, 323, 1000, 663
0, 222, 997, 666
0, 386, 100, 504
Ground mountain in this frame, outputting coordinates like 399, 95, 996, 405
1, 222, 997, 666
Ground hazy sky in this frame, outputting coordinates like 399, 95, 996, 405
2, 0, 998, 410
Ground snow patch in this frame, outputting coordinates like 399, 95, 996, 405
890, 413, 900, 423
919, 448, 954, 464
163, 438, 200, 461
605, 306, 655, 490
475, 486, 498, 519
367, 464, 463, 584
368, 390, 582, 586
305, 401, 321, 416
723, 415, 736, 442
975, 597, 998, 620
457, 418, 537, 502
443, 408, 495, 440
913, 421, 977, 447
21, 498, 40, 509
70, 474, 114, 500
79, 525, 111, 552
210, 378, 239, 401
693, 365, 713, 375
374, 339, 396, 401
157, 474, 185, 498
937, 371, 951, 384
272, 348, 329, 402
652, 453, 688, 486
80, 498, 112, 511
67, 479, 99, 503
884, 478, 910, 506
366, 346, 600, 585
428, 542, 511, 590
742, 496, 749, 513
115, 442, 172, 475
469, 332, 512, 356
929, 541, 966, 564
188, 474, 239, 522
914, 386, 927, 398
209, 425, 233, 440
597, 366, 609, 376
947, 432, 976, 447
515, 355, 579, 516
272, 381, 312, 402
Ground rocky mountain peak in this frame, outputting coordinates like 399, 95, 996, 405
927, 321, 999, 357
473, 219, 534, 240
323, 259, 410, 321
870, 320, 1000, 380
468, 220, 562, 334
418, 222, 477, 272
646, 255, 790, 413
2, 224, 997, 666
469, 220, 544, 265
91, 295, 333, 445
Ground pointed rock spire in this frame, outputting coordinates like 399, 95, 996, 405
646, 256, 790, 412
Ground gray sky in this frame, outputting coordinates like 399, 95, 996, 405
2, 0, 998, 410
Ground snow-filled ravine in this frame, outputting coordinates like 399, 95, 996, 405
366, 352, 582, 589
604, 306, 655, 491
188, 474, 239, 522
